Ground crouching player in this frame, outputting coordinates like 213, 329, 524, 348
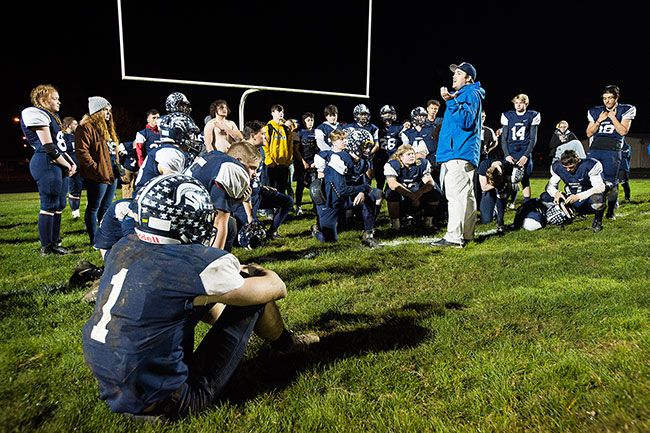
384, 144, 441, 231
312, 129, 381, 247
541, 149, 607, 232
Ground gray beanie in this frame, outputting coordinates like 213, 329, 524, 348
88, 96, 111, 115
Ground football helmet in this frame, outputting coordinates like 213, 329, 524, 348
158, 113, 203, 157
237, 221, 267, 249
379, 105, 397, 123
545, 200, 574, 226
165, 92, 192, 114
345, 127, 374, 159
134, 173, 215, 245
410, 106, 427, 127
511, 165, 525, 184
309, 177, 326, 206
353, 104, 371, 126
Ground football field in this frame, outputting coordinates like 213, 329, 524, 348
1, 179, 649, 432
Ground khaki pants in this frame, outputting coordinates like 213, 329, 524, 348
440, 160, 476, 244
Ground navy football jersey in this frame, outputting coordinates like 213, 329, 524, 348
82, 235, 244, 414
134, 126, 161, 161
315, 122, 341, 151
21, 107, 65, 155
401, 126, 436, 161
346, 121, 379, 148
93, 199, 136, 254
550, 158, 603, 195
587, 103, 636, 150
384, 158, 431, 192
184, 150, 250, 212
322, 151, 370, 208
133, 143, 186, 195
379, 123, 404, 158
500, 110, 541, 159
298, 128, 319, 163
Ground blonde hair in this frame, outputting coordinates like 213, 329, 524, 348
556, 120, 568, 129
30, 84, 62, 129
389, 144, 420, 168
329, 129, 347, 142
86, 110, 119, 144
228, 141, 261, 164
511, 93, 530, 106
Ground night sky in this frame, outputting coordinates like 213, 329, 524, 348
4, 1, 648, 165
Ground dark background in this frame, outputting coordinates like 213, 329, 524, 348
3, 1, 648, 169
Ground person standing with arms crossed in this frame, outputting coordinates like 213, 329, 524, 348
431, 62, 485, 248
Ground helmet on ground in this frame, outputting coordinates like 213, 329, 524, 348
165, 92, 192, 114
353, 104, 371, 126
545, 200, 574, 226
134, 173, 215, 245
379, 105, 397, 123
410, 106, 427, 126
345, 127, 374, 159
158, 113, 203, 157
237, 221, 267, 249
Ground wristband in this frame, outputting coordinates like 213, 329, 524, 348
43, 142, 61, 160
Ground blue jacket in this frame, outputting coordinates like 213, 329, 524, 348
436, 82, 485, 168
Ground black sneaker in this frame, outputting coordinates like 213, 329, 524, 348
430, 238, 463, 248
40, 244, 54, 256
51, 245, 70, 255
606, 214, 616, 221
592, 219, 603, 232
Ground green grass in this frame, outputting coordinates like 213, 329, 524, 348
1, 179, 649, 433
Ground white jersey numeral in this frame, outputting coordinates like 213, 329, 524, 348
510, 126, 526, 141
56, 131, 67, 152
90, 268, 128, 343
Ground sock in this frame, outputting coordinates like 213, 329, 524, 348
270, 329, 293, 352
38, 213, 54, 247
53, 213, 62, 245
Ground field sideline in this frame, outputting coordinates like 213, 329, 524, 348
0, 178, 649, 432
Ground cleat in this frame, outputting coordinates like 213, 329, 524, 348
592, 219, 603, 232
270, 333, 319, 358
51, 245, 70, 255
361, 230, 379, 248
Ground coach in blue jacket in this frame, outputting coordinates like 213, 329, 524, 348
431, 62, 485, 248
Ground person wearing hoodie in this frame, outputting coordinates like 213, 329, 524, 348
431, 62, 485, 248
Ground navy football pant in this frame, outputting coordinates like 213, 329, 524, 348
156, 304, 265, 420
